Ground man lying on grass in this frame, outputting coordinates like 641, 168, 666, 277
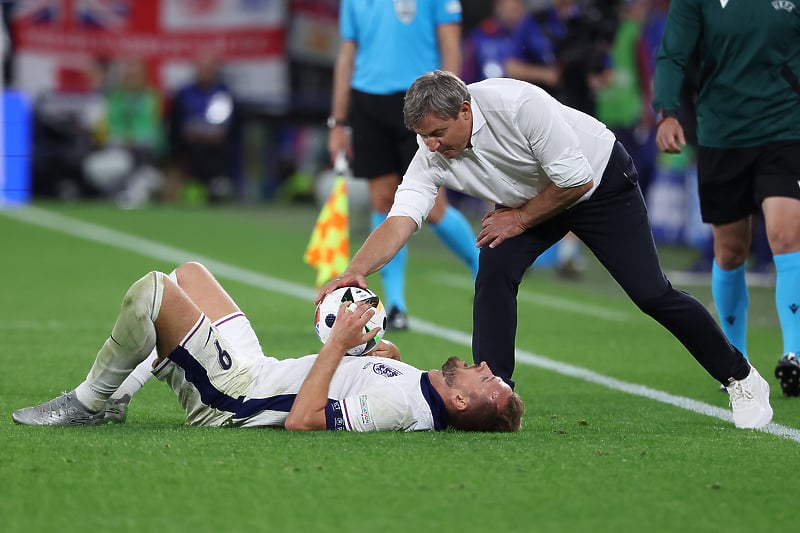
12, 262, 524, 432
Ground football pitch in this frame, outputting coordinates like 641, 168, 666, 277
1, 202, 798, 533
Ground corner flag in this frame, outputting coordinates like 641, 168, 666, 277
304, 156, 350, 287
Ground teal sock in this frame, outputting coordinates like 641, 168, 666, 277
774, 251, 800, 354
371, 211, 407, 312
711, 260, 749, 358
429, 205, 480, 280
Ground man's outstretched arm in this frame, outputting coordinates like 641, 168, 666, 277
315, 216, 417, 305
285, 301, 381, 431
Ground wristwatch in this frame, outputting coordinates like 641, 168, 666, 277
327, 116, 347, 129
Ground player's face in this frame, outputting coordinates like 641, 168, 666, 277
414, 102, 473, 159
440, 357, 513, 408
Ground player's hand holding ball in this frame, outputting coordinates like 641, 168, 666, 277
315, 286, 387, 356
325, 301, 383, 356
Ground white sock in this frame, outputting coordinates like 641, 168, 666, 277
107, 270, 176, 403
108, 350, 158, 403
75, 271, 165, 411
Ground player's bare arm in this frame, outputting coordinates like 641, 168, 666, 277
477, 180, 593, 248
315, 216, 417, 304
285, 302, 380, 431
328, 39, 357, 163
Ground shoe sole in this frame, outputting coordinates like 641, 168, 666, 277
775, 361, 800, 397
12, 412, 105, 426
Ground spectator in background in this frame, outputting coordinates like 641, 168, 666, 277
505, 0, 613, 279
460, 0, 526, 84
654, 0, 800, 396
328, 0, 480, 331
164, 50, 240, 205
454, 0, 526, 217
505, 0, 613, 116
595, 0, 656, 199
83, 57, 164, 208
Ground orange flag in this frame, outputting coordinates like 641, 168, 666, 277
304, 175, 350, 287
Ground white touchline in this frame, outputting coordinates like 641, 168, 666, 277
3, 206, 799, 444
429, 271, 634, 322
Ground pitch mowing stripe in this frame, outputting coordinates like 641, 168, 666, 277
3, 205, 799, 443
429, 271, 634, 322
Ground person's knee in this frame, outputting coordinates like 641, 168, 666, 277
633, 285, 683, 317
368, 175, 401, 212
174, 262, 211, 287
713, 224, 750, 268
370, 188, 396, 213
475, 250, 520, 289
766, 225, 800, 255
714, 244, 749, 269
124, 271, 166, 322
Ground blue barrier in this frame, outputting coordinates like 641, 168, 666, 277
1, 90, 32, 206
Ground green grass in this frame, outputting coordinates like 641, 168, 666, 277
0, 202, 797, 533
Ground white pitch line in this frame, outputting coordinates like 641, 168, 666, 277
429, 271, 633, 322
0, 320, 108, 331
3, 205, 798, 444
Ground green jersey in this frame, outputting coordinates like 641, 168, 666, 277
653, 0, 800, 148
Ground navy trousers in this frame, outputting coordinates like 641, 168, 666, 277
472, 142, 750, 389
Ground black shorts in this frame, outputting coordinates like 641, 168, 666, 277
349, 89, 419, 179
696, 140, 800, 224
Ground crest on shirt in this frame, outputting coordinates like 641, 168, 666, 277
772, 0, 795, 11
371, 362, 403, 378
394, 0, 416, 23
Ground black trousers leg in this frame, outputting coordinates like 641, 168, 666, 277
473, 142, 750, 388
566, 144, 750, 384
472, 211, 568, 389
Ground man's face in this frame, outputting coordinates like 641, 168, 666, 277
414, 102, 473, 159
439, 356, 513, 409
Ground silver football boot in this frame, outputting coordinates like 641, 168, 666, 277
12, 391, 105, 426
103, 394, 131, 424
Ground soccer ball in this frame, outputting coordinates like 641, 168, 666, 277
315, 286, 387, 356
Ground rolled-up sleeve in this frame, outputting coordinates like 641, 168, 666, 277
388, 151, 441, 229
516, 95, 594, 188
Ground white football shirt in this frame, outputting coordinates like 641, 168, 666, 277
389, 77, 616, 228
238, 355, 448, 431
155, 314, 449, 431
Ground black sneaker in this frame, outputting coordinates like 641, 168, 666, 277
775, 353, 800, 397
387, 307, 409, 331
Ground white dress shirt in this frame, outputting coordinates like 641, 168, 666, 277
389, 77, 616, 228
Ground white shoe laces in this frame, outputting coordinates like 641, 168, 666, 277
728, 379, 754, 408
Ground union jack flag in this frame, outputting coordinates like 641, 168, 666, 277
75, 0, 130, 29
13, 0, 130, 29
12, 0, 61, 24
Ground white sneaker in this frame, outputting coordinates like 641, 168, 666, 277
726, 366, 773, 429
